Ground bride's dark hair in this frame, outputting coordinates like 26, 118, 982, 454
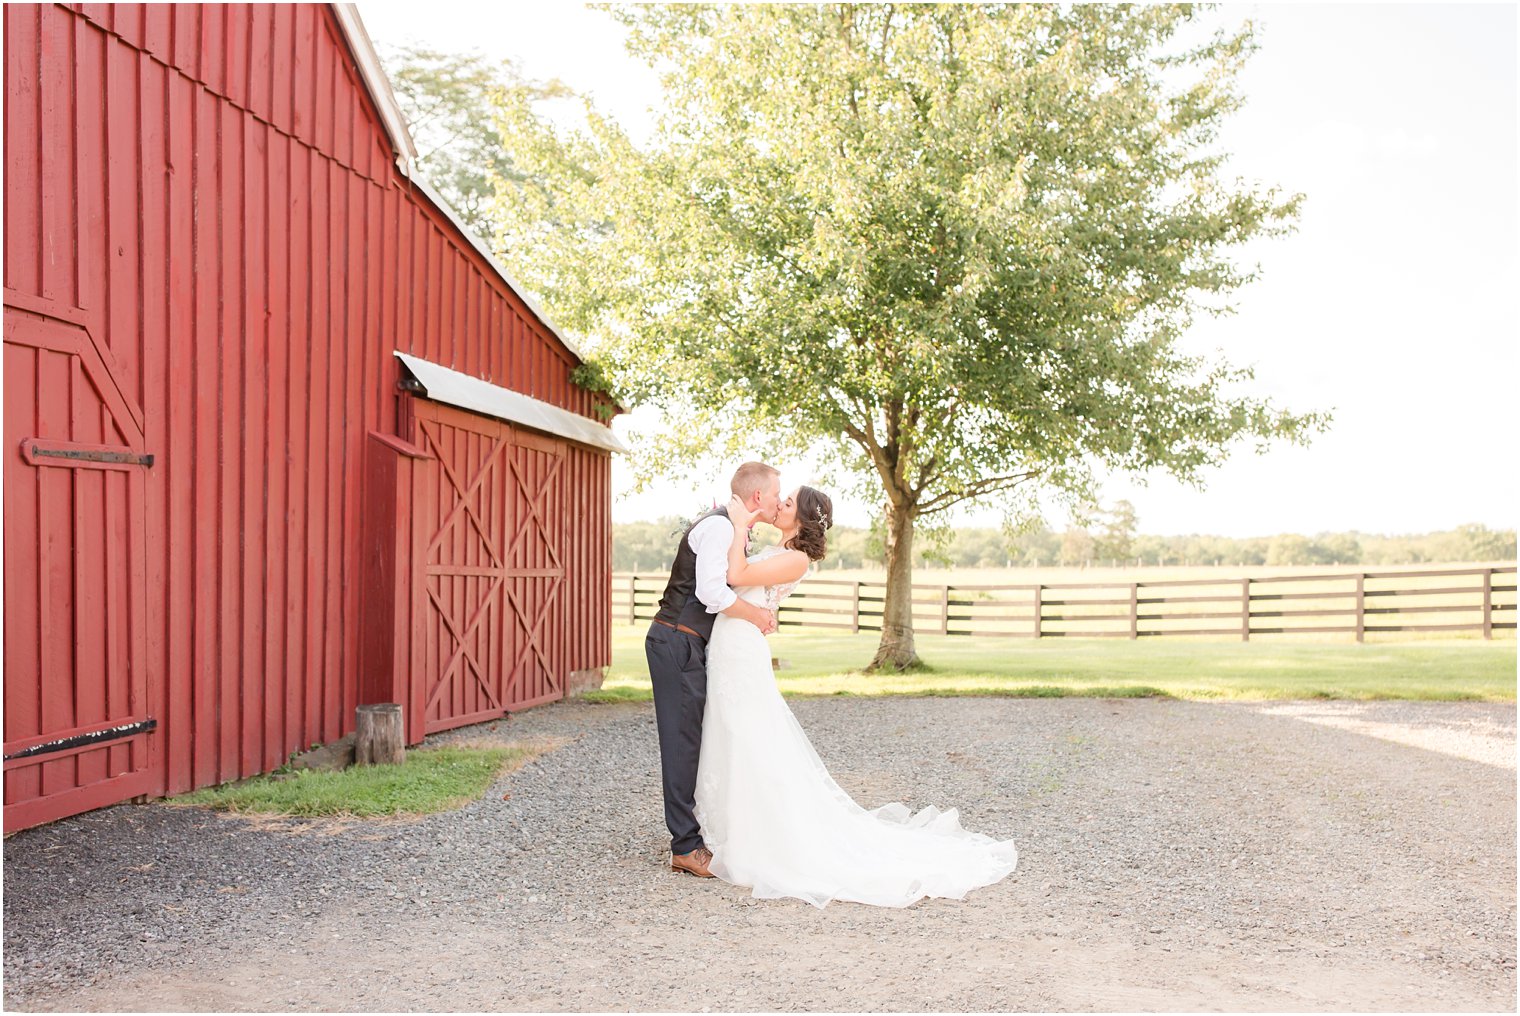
785, 486, 833, 562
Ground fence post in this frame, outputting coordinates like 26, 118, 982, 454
1354, 573, 1365, 643
1240, 578, 1250, 642
1483, 567, 1494, 640
851, 581, 860, 634
1033, 584, 1043, 640
1129, 582, 1138, 639
941, 585, 951, 635
628, 574, 638, 624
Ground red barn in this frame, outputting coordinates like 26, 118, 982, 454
3, 3, 621, 831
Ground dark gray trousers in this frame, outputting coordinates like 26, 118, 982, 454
645, 623, 708, 856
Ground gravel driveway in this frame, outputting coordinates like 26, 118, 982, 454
4, 697, 1515, 1012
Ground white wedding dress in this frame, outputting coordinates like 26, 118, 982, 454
693, 546, 1018, 908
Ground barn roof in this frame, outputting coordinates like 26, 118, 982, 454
330, 3, 595, 372
396, 352, 628, 453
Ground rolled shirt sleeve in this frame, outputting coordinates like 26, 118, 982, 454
688, 514, 739, 614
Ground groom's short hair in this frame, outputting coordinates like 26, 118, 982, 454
730, 461, 780, 501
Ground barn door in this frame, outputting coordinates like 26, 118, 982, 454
501, 429, 566, 710
3, 298, 157, 830
409, 400, 566, 734
413, 403, 510, 735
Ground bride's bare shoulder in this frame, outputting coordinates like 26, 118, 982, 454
773, 547, 810, 579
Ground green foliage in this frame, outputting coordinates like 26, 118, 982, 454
171, 746, 528, 818
384, 7, 1331, 666
615, 521, 1517, 569
489, 5, 1326, 521
1094, 500, 1139, 562
379, 45, 569, 238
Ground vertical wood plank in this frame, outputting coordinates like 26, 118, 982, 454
138, 51, 170, 798
340, 173, 375, 736
74, 17, 107, 324
303, 150, 332, 745
4, 345, 43, 805
1482, 568, 1493, 640
5, 4, 42, 295
311, 6, 332, 157
322, 158, 350, 740
171, 2, 200, 82
218, 99, 244, 782
191, 85, 219, 791
39, 4, 78, 306
164, 69, 195, 794
38, 350, 79, 798
285, 136, 311, 757
241, 114, 268, 777
245, 3, 271, 122
141, 3, 171, 66
1240, 579, 1251, 642
222, 3, 250, 110
104, 468, 130, 778
105, 33, 142, 411
271, 3, 295, 137
263, 127, 290, 773
1354, 574, 1365, 643
330, 19, 353, 171
198, 1, 224, 97
70, 362, 109, 791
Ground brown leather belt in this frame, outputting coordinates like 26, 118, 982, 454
651, 618, 705, 640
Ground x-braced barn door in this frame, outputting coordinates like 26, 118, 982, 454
499, 428, 566, 710
411, 401, 565, 735
3, 297, 157, 830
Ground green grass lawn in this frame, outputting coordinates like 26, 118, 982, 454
595, 625, 1517, 702
171, 744, 536, 817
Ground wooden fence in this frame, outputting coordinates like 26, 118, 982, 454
613, 566, 1517, 641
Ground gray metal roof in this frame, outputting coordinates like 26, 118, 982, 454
396, 352, 627, 453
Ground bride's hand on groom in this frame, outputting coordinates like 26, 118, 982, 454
727, 495, 762, 529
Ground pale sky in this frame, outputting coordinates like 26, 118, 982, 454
356, 2, 1518, 538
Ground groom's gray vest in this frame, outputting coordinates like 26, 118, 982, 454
653, 507, 731, 641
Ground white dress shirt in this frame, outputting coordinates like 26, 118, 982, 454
688, 514, 739, 614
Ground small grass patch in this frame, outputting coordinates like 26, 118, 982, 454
172, 744, 538, 818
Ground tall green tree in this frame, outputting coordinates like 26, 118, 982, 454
1094, 500, 1139, 564
488, 4, 1328, 669
380, 45, 568, 238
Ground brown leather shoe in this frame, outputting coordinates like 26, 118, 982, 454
671, 846, 715, 878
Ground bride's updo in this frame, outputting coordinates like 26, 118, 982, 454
786, 486, 833, 562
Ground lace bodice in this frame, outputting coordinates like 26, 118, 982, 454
738, 545, 805, 612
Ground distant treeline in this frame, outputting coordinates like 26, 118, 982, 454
613, 517, 1516, 571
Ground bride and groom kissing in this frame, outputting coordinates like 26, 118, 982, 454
645, 462, 1018, 909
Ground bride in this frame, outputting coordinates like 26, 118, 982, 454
693, 486, 1018, 908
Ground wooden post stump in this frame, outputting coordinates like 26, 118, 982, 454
356, 704, 405, 766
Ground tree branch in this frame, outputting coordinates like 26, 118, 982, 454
916, 470, 1040, 515
839, 416, 900, 500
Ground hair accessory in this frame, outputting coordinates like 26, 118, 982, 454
814, 504, 832, 530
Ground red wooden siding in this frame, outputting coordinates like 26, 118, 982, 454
4, 3, 614, 830
360, 399, 611, 743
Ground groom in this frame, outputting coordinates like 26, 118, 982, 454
646, 461, 782, 878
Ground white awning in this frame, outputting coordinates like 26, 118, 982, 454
395, 352, 626, 454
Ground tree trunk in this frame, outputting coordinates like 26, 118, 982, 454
869, 505, 921, 671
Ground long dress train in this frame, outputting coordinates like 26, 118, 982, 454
693, 547, 1018, 908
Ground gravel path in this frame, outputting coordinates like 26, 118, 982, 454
4, 698, 1514, 1012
